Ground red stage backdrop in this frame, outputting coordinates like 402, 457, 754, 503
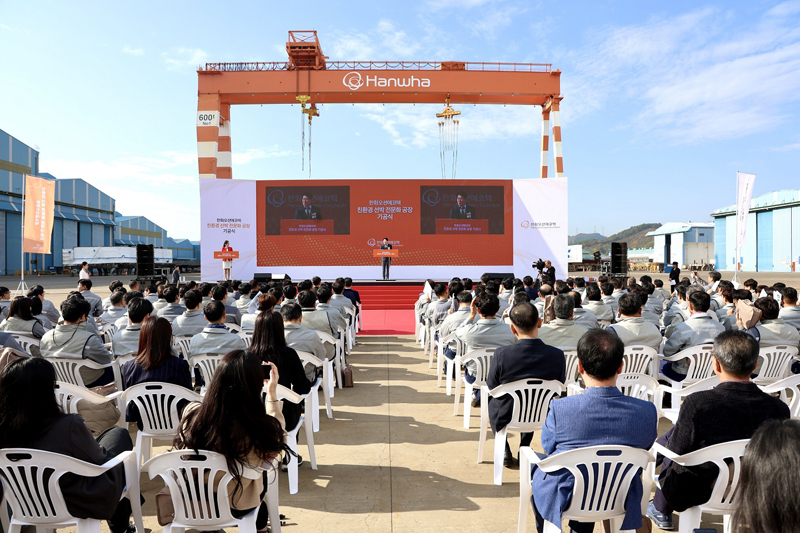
255, 179, 514, 266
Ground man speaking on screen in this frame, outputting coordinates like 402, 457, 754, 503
381, 238, 393, 280
449, 192, 476, 219
295, 192, 323, 220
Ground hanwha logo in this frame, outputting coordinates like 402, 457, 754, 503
267, 190, 285, 208
521, 220, 530, 229
367, 238, 377, 247
422, 189, 440, 207
343, 72, 364, 91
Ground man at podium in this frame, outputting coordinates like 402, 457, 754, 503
449, 192, 476, 219
381, 237, 392, 280
295, 192, 323, 220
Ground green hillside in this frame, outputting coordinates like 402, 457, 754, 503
574, 223, 661, 253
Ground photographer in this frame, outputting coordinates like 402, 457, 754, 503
536, 259, 556, 286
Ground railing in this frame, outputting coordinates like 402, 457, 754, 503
200, 61, 552, 73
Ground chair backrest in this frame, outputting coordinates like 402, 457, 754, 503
597, 320, 612, 329
9, 333, 40, 352
622, 345, 658, 376
237, 330, 252, 348
54, 381, 109, 414
673, 439, 749, 512
46, 356, 119, 389
173, 335, 193, 357
120, 382, 201, 435
760, 374, 800, 418
616, 373, 660, 403
677, 344, 716, 384
461, 348, 496, 385
0, 448, 120, 525
562, 349, 580, 384
536, 445, 653, 521
143, 450, 261, 528
296, 350, 323, 368
100, 324, 117, 344
189, 354, 222, 386
315, 330, 336, 346
116, 353, 136, 367
490, 378, 565, 432
754, 345, 798, 384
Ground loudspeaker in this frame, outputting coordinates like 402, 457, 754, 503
253, 273, 272, 282
487, 272, 515, 281
610, 242, 628, 275
136, 244, 155, 277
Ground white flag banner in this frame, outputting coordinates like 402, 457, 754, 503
736, 172, 756, 250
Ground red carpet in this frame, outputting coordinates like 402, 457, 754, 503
360, 310, 416, 335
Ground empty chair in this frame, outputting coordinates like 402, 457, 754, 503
485, 378, 565, 485
659, 375, 721, 423
453, 347, 496, 417
273, 384, 317, 495
622, 345, 658, 376
658, 344, 715, 388
752, 345, 798, 386
519, 445, 654, 533
296, 350, 334, 429
118, 382, 202, 465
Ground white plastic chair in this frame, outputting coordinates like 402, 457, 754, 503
660, 375, 720, 423
189, 354, 222, 395
622, 345, 658, 376
118, 382, 202, 465
8, 332, 40, 353
0, 448, 144, 533
485, 378, 565, 485
518, 445, 654, 533
295, 350, 334, 431
46, 356, 123, 394
54, 381, 122, 427
444, 337, 466, 394
567, 373, 663, 417
316, 330, 343, 390
435, 332, 457, 388
116, 352, 136, 368
344, 307, 356, 350
273, 384, 317, 495
356, 302, 362, 331
427, 323, 442, 369
760, 374, 800, 418
658, 344, 715, 388
597, 319, 612, 329
453, 348, 496, 416
648, 439, 749, 533
142, 449, 278, 533
561, 349, 580, 385
238, 329, 253, 348
753, 345, 798, 385
457, 348, 495, 428
172, 335, 193, 357
100, 323, 117, 344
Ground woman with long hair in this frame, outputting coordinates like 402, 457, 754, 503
0, 296, 46, 339
241, 293, 277, 331
221, 240, 233, 281
175, 350, 286, 531
249, 310, 311, 432
0, 357, 135, 533
121, 316, 192, 425
732, 419, 800, 532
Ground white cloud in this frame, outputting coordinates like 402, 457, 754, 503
162, 47, 208, 70
427, 0, 494, 10
770, 142, 800, 151
122, 45, 144, 56
0, 23, 11, 31
232, 146, 294, 164
467, 5, 521, 39
329, 19, 424, 60
561, 6, 800, 143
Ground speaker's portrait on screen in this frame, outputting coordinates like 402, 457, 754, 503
294, 192, 323, 220
449, 192, 476, 219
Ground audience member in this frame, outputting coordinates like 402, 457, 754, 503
100, 290, 127, 323
144, 285, 159, 304
606, 293, 662, 350
537, 294, 590, 349
610, 277, 626, 301
330, 279, 356, 318
629, 285, 661, 328
212, 285, 242, 326
749, 297, 800, 347
156, 286, 186, 323
653, 279, 672, 301
0, 297, 46, 347
568, 291, 598, 329
78, 279, 103, 317
582, 284, 614, 322
171, 289, 208, 337
343, 277, 361, 309
661, 291, 725, 381
780, 287, 800, 331
242, 293, 277, 331
29, 297, 53, 332
101, 280, 124, 310
152, 284, 168, 312
26, 285, 60, 325
531, 329, 657, 533
235, 282, 253, 311
648, 330, 790, 529
188, 300, 246, 356
315, 286, 348, 338
439, 291, 473, 371
600, 282, 619, 316
113, 290, 144, 331
487, 303, 565, 467
111, 297, 153, 357
281, 302, 327, 379
298, 290, 339, 348
0, 286, 10, 321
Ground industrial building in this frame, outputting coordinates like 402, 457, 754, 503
646, 222, 715, 269
0, 128, 199, 275
711, 189, 800, 272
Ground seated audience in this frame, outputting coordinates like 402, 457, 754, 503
780, 287, 800, 331
188, 300, 246, 356
582, 284, 614, 322
647, 330, 790, 530
30, 297, 53, 332
425, 283, 451, 329
568, 291, 598, 329
439, 291, 473, 371
607, 293, 662, 350
250, 311, 312, 433
0, 297, 47, 346
100, 290, 127, 323
152, 284, 168, 312
629, 285, 661, 328
342, 277, 361, 309
522, 275, 537, 300
716, 287, 736, 330
314, 286, 348, 337
156, 286, 186, 323
487, 302, 565, 467
610, 277, 626, 301
101, 280, 124, 310
212, 284, 241, 326
330, 278, 356, 317
27, 285, 60, 325
111, 297, 153, 357
144, 285, 159, 304
653, 279, 672, 301
533, 283, 552, 318
281, 302, 327, 379
175, 351, 286, 531
40, 297, 113, 387
242, 293, 277, 331
600, 282, 619, 316
0, 286, 9, 321
485, 281, 510, 318
661, 291, 725, 381
235, 282, 253, 311
282, 284, 299, 307
531, 329, 657, 533
78, 279, 103, 317
114, 290, 145, 331
537, 294, 590, 349
171, 289, 208, 337
748, 297, 800, 347
0, 357, 136, 533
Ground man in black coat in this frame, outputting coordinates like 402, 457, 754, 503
486, 302, 566, 466
647, 330, 790, 530
668, 261, 680, 290
449, 192, 476, 219
294, 192, 323, 220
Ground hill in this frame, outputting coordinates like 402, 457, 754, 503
574, 223, 661, 252
569, 232, 606, 244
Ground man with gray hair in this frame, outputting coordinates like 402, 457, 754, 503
662, 290, 724, 382
537, 294, 590, 349
647, 330, 790, 530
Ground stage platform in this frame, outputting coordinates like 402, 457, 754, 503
350, 280, 422, 336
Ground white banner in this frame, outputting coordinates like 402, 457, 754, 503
200, 178, 257, 281
512, 178, 569, 281
736, 171, 755, 251
567, 244, 583, 263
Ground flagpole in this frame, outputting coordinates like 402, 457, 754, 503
16, 175, 29, 296
733, 171, 739, 284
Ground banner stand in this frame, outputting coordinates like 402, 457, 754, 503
15, 174, 28, 297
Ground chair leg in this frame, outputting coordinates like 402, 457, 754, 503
678, 507, 702, 533
723, 513, 731, 533
265, 468, 281, 533
302, 416, 318, 470
453, 374, 464, 416
134, 430, 143, 467
477, 398, 489, 464
462, 382, 474, 427
307, 394, 320, 433
436, 347, 444, 388
238, 509, 258, 533
321, 373, 333, 418
335, 349, 344, 390
608, 516, 625, 532
494, 427, 508, 485
445, 358, 455, 396
542, 520, 561, 532
286, 433, 299, 495
518, 449, 533, 533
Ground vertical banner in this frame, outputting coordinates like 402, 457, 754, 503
199, 178, 257, 281
512, 178, 569, 280
23, 175, 55, 254
736, 171, 755, 252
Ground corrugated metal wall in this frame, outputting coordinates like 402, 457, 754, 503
715, 217, 726, 269
725, 214, 736, 270
757, 211, 773, 271
773, 208, 793, 272
5, 213, 22, 274
672, 232, 685, 267
743, 213, 758, 271
63, 220, 78, 249
91, 224, 104, 247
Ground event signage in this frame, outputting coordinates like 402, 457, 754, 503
735, 171, 756, 251
342, 71, 431, 91
196, 110, 219, 127
23, 175, 55, 254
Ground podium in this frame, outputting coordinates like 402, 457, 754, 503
435, 219, 489, 234
213, 250, 240, 260
373, 249, 398, 258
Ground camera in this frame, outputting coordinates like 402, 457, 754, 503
533, 258, 546, 271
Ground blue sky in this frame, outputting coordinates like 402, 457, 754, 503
2, 0, 799, 241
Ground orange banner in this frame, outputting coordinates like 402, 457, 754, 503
213, 250, 240, 259
373, 249, 399, 258
23, 175, 55, 254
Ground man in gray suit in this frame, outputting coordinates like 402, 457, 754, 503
111, 297, 153, 357
330, 279, 356, 317
538, 294, 591, 349
297, 290, 338, 359
316, 286, 348, 337
380, 237, 392, 280
77, 279, 103, 318
157, 286, 187, 323
211, 285, 241, 327
188, 301, 246, 356
282, 302, 327, 380
662, 291, 724, 381
172, 290, 208, 337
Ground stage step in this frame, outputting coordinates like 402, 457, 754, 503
351, 283, 422, 310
